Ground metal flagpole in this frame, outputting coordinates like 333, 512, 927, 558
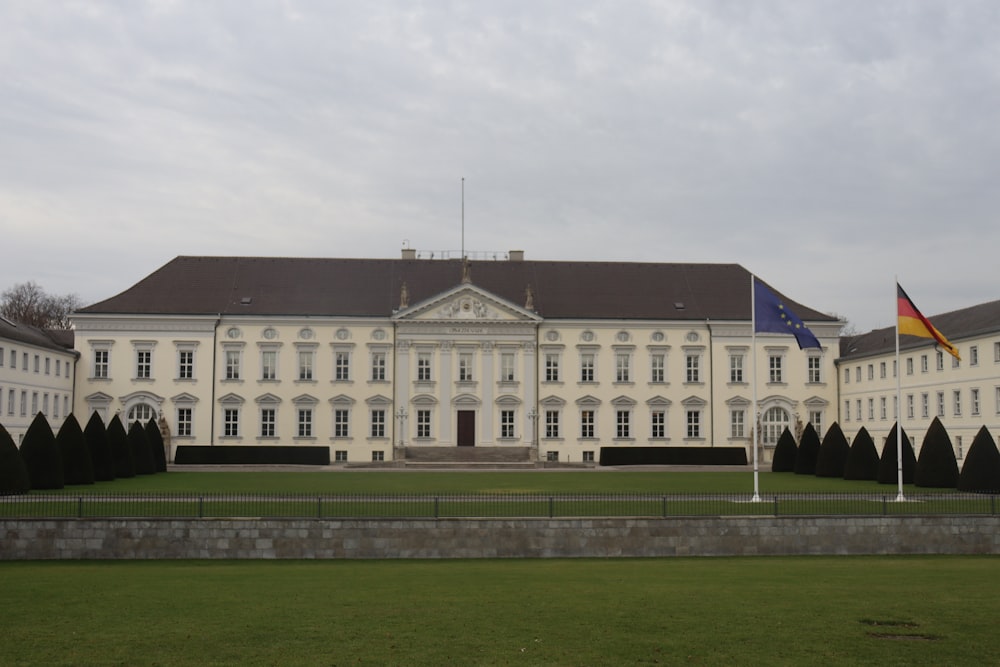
751, 273, 761, 502
895, 276, 905, 501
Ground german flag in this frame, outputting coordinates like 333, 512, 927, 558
897, 283, 960, 360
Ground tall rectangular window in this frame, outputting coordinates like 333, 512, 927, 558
500, 352, 516, 382
44, 357, 50, 375
335, 352, 351, 381
855, 400, 862, 421
298, 350, 314, 381
879, 362, 886, 379
906, 358, 914, 375
730, 410, 744, 439
651, 410, 666, 438
416, 409, 431, 438
224, 408, 240, 437
259, 408, 275, 437
580, 410, 595, 438
970, 346, 979, 366
334, 409, 350, 437
33, 355, 39, 373
94, 350, 109, 379
953, 390, 962, 416
500, 410, 515, 438
808, 357, 821, 383
52, 393, 59, 420
580, 353, 595, 382
971, 388, 980, 416
177, 408, 192, 437
769, 355, 783, 383
417, 353, 432, 381
0, 347, 4, 366
907, 394, 914, 419
844, 400, 850, 421
615, 410, 630, 438
867, 364, 874, 381
921, 393, 929, 418
650, 353, 665, 383
686, 411, 700, 438
730, 354, 744, 383
685, 354, 700, 383
615, 353, 631, 383
55, 359, 60, 376
371, 352, 386, 381
458, 352, 474, 381
225, 350, 241, 380
8, 390, 15, 415
178, 350, 194, 379
298, 408, 314, 437
937, 391, 945, 418
867, 398, 874, 420
260, 350, 277, 380
545, 410, 560, 438
545, 353, 560, 382
936, 351, 944, 371
20, 390, 27, 416
370, 409, 386, 438
880, 397, 887, 420
808, 410, 823, 437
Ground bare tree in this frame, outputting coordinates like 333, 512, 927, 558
0, 281, 83, 329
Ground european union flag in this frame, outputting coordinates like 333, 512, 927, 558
753, 279, 821, 349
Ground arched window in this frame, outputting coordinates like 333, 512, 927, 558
127, 403, 156, 428
762, 406, 790, 446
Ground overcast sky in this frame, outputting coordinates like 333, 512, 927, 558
3, 1, 998, 332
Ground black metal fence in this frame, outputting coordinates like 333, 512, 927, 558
1, 492, 998, 519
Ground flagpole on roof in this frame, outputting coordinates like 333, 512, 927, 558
894, 275, 905, 501
751, 273, 761, 502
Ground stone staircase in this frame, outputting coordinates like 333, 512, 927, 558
401, 446, 537, 468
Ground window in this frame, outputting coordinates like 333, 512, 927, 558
867, 398, 874, 420
920, 355, 928, 373
580, 410, 595, 438
55, 359, 60, 376
953, 390, 962, 416
546, 451, 559, 462
867, 364, 874, 381
334, 450, 348, 462
224, 408, 240, 437
971, 388, 980, 416
500, 352, 516, 382
808, 357, 821, 383
52, 393, 59, 420
844, 400, 850, 422
7, 390, 14, 415
995, 342, 1000, 363
94, 349, 109, 379
417, 353, 432, 381
42, 393, 49, 416
545, 410, 560, 438
906, 394, 914, 419
20, 390, 27, 416
855, 366, 861, 382
615, 410, 631, 438
298, 408, 314, 437
8, 349, 14, 368
762, 407, 789, 446
582, 451, 595, 463
225, 350, 242, 380
33, 355, 39, 373
416, 409, 431, 438
652, 410, 666, 438
260, 408, 275, 437
44, 357, 50, 375
921, 393, 929, 418
906, 357, 913, 375
730, 354, 744, 383
971, 346, 979, 366
855, 400, 861, 422
936, 351, 944, 371
31, 392, 38, 414
580, 353, 595, 383
500, 410, 515, 438
769, 355, 783, 383
371, 352, 386, 381
334, 409, 350, 437
371, 450, 384, 462
730, 410, 745, 439
952, 354, 960, 369
808, 410, 823, 437
260, 350, 277, 380
545, 353, 560, 382
685, 354, 700, 383
178, 350, 194, 379
879, 362, 886, 379
615, 352, 631, 383
937, 391, 945, 418
0, 347, 3, 366
880, 397, 887, 420
335, 352, 351, 381
177, 408, 192, 437
298, 350, 314, 381
650, 353, 665, 383
370, 409, 386, 438
686, 410, 701, 438
133, 349, 151, 379
22, 352, 28, 371
458, 352, 474, 382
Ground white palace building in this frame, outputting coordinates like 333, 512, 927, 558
67, 249, 847, 464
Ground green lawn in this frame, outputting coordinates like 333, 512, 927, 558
2, 557, 998, 666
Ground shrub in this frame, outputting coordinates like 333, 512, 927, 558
793, 423, 820, 475
56, 414, 94, 485
107, 415, 135, 479
770, 428, 797, 472
815, 422, 849, 478
844, 427, 879, 481
877, 423, 916, 485
914, 417, 959, 489
85, 412, 115, 482
128, 421, 156, 475
958, 426, 1000, 493
145, 418, 168, 473
19, 412, 64, 490
0, 423, 30, 495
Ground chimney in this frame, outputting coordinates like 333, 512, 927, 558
401, 248, 417, 260
508, 250, 525, 262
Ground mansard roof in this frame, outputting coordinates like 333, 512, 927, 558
77, 255, 836, 323
0, 316, 76, 354
839, 298, 1000, 361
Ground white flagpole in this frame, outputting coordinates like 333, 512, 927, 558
751, 273, 761, 502
895, 277, 905, 501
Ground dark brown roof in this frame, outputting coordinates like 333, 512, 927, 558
77, 256, 837, 323
0, 317, 76, 354
840, 298, 1000, 360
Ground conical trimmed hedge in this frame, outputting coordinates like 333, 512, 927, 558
107, 415, 135, 479
56, 414, 94, 486
793, 423, 821, 475
815, 422, 849, 478
915, 417, 959, 489
958, 426, 1000, 493
878, 423, 916, 485
771, 428, 797, 472
128, 421, 156, 475
85, 412, 115, 482
0, 423, 30, 495
844, 427, 879, 481
145, 418, 167, 473
19, 412, 64, 490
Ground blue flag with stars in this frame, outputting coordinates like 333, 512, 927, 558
753, 279, 821, 349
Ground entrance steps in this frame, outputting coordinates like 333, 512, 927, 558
401, 446, 534, 465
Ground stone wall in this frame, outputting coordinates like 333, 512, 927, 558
3, 516, 999, 560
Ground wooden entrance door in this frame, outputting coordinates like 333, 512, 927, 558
457, 410, 476, 447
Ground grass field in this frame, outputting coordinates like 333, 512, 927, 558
2, 557, 998, 666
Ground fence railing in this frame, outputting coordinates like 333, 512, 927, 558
1, 492, 998, 519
